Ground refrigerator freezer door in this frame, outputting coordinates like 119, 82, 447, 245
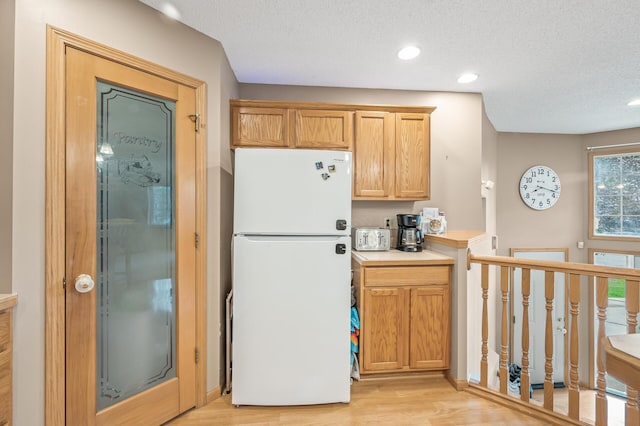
232, 235, 351, 405
234, 148, 352, 235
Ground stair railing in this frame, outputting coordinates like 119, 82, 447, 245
467, 251, 639, 426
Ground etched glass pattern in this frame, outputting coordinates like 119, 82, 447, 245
96, 81, 176, 410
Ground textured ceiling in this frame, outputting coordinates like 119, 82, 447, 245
139, 0, 640, 134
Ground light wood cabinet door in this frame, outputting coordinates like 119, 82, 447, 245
0, 310, 13, 424
292, 109, 352, 150
353, 111, 394, 198
395, 113, 430, 199
232, 106, 289, 148
362, 287, 408, 371
409, 285, 450, 370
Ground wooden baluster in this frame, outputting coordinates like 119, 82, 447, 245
625, 280, 639, 426
521, 268, 531, 403
480, 264, 489, 388
500, 266, 509, 395
568, 273, 580, 420
595, 276, 608, 426
544, 271, 555, 410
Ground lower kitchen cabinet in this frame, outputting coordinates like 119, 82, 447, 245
355, 263, 451, 375
409, 285, 450, 370
0, 295, 17, 425
363, 287, 406, 371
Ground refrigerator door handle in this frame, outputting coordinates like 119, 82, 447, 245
335, 243, 347, 254
336, 219, 347, 231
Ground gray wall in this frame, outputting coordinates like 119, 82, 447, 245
497, 129, 640, 261
214, 51, 238, 387
481, 106, 498, 236
0, 0, 15, 293
496, 133, 586, 261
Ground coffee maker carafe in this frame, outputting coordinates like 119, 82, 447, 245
396, 214, 423, 252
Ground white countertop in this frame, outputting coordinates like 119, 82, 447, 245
352, 249, 454, 267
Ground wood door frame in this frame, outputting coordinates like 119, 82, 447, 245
45, 26, 208, 425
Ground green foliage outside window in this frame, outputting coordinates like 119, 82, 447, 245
607, 279, 625, 298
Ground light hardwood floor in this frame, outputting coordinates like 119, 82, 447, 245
530, 387, 626, 425
167, 376, 548, 425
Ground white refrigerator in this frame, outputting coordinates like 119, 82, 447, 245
232, 148, 352, 406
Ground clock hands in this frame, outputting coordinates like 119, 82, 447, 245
536, 185, 558, 193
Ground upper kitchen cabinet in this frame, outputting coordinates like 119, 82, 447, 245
353, 109, 434, 200
230, 100, 352, 150
292, 109, 353, 150
394, 113, 431, 199
353, 111, 395, 198
231, 104, 289, 148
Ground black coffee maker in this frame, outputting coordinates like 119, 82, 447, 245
396, 214, 423, 252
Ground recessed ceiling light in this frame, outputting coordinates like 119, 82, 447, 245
628, 99, 640, 106
397, 46, 420, 60
457, 73, 478, 84
160, 2, 181, 20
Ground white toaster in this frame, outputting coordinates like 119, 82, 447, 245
352, 228, 391, 251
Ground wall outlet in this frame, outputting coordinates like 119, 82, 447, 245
384, 216, 398, 229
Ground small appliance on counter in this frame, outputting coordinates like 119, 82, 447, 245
396, 214, 423, 252
422, 208, 447, 235
352, 227, 391, 251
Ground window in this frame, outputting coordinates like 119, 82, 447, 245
589, 148, 640, 239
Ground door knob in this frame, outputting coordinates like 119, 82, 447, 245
556, 326, 567, 335
75, 274, 95, 293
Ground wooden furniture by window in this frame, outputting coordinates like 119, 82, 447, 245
0, 294, 17, 425
603, 334, 640, 392
352, 252, 452, 375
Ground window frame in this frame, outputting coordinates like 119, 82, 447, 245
588, 147, 640, 241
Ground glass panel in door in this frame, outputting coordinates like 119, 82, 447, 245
96, 81, 176, 410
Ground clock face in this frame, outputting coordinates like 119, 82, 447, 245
519, 165, 561, 210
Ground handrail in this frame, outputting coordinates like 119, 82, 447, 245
468, 252, 640, 281
466, 251, 640, 426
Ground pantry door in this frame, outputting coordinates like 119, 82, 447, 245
65, 46, 197, 425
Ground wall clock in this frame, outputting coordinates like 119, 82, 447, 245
519, 165, 561, 210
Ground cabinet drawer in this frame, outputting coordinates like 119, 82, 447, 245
364, 266, 449, 287
0, 312, 9, 353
